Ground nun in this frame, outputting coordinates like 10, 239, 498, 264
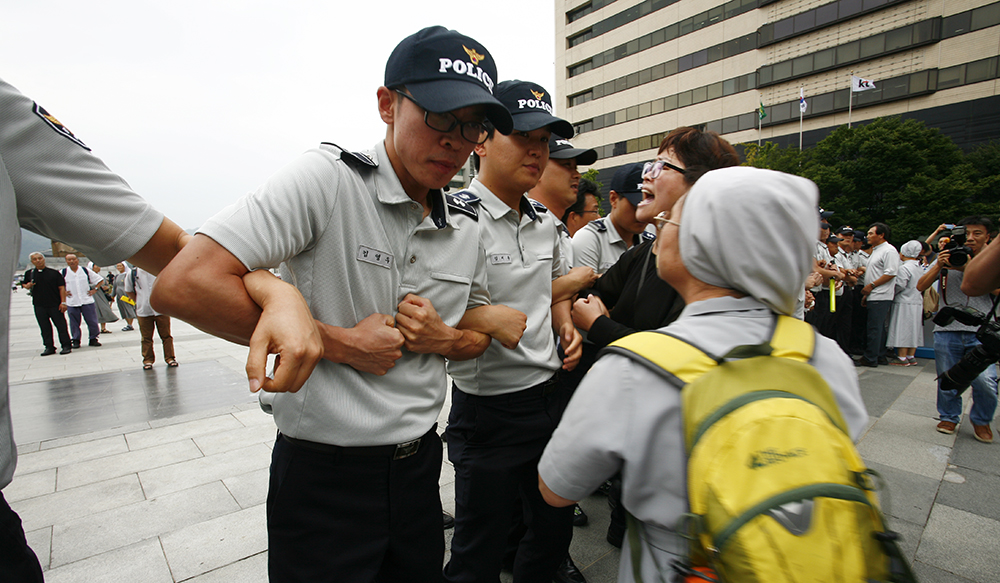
537, 166, 868, 582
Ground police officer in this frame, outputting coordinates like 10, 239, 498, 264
572, 162, 652, 274
1, 76, 197, 582
444, 80, 583, 583
153, 27, 524, 583
530, 136, 600, 305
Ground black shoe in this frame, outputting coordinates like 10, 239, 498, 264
89, 339, 102, 347
71, 340, 81, 348
554, 556, 587, 583
854, 358, 877, 368
597, 480, 613, 496
877, 356, 889, 365
606, 522, 625, 548
573, 504, 588, 527
59, 347, 72, 355
40, 347, 56, 356
443, 512, 455, 530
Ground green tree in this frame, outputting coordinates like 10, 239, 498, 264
741, 141, 808, 174
801, 117, 979, 244
965, 141, 1000, 221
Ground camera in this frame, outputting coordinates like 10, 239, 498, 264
933, 306, 1000, 393
938, 226, 973, 267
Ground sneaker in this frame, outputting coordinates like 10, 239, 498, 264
40, 347, 56, 357
573, 504, 588, 527
973, 424, 994, 443
890, 358, 909, 366
59, 347, 72, 355
122, 325, 134, 331
89, 339, 102, 347
906, 356, 917, 364
936, 420, 958, 434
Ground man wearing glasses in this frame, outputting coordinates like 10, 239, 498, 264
153, 26, 524, 583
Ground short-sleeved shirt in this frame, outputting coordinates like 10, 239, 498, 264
572, 217, 651, 275
928, 260, 994, 333
123, 268, 160, 317
1, 76, 163, 489
446, 179, 562, 396
553, 214, 574, 276
864, 241, 900, 301
22, 267, 65, 307
539, 296, 868, 583
812, 240, 834, 292
62, 265, 103, 307
199, 141, 489, 447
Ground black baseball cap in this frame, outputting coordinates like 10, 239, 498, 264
609, 162, 645, 206
837, 226, 854, 236
826, 235, 842, 243
493, 80, 573, 138
853, 229, 866, 240
384, 26, 513, 134
549, 136, 597, 165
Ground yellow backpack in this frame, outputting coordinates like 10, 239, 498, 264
604, 316, 916, 583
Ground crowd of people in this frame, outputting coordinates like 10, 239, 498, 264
18, 256, 176, 368
803, 216, 999, 443
2, 23, 994, 583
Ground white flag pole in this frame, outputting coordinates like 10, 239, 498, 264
848, 73, 854, 129
799, 87, 804, 150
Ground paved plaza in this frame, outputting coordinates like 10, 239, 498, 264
4, 288, 1000, 582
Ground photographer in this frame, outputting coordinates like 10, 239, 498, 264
917, 217, 998, 442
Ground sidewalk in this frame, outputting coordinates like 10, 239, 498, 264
5, 288, 1000, 582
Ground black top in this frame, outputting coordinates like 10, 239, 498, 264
21, 267, 65, 308
586, 239, 686, 348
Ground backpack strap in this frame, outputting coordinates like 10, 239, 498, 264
601, 331, 718, 387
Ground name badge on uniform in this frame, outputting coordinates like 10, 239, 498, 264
490, 253, 512, 265
357, 245, 393, 269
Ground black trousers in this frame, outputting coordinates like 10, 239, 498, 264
444, 379, 574, 583
850, 285, 868, 355
806, 288, 837, 340
835, 286, 854, 354
865, 300, 893, 363
0, 492, 43, 583
33, 304, 70, 349
266, 427, 444, 583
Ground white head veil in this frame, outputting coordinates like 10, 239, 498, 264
678, 166, 819, 316
900, 240, 922, 258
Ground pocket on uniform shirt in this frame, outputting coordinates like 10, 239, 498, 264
429, 271, 472, 285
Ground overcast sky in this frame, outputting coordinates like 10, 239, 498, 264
2, 1, 557, 229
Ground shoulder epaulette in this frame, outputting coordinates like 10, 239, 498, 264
640, 231, 656, 242
530, 199, 549, 214
590, 218, 607, 232
320, 142, 378, 170
446, 190, 480, 221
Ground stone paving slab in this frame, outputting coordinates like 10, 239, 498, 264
137, 443, 272, 499
43, 538, 175, 583
917, 504, 1000, 582
160, 504, 267, 581
17, 474, 146, 532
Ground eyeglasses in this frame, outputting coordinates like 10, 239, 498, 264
395, 90, 488, 145
643, 159, 687, 180
652, 211, 681, 232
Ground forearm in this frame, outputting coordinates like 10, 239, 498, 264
552, 276, 581, 304
552, 298, 574, 333
963, 238, 1000, 296
59, 287, 66, 303
127, 217, 191, 275
150, 234, 261, 345
917, 265, 941, 292
440, 329, 492, 361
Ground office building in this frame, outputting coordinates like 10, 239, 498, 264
556, 0, 1000, 182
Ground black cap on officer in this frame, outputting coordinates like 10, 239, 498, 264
549, 136, 597, 165
610, 162, 645, 206
493, 80, 573, 138
385, 26, 513, 134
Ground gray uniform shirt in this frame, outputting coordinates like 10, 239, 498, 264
446, 180, 563, 396
200, 141, 489, 446
1, 76, 162, 488
539, 296, 867, 583
572, 217, 651, 275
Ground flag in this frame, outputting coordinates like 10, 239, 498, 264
799, 88, 807, 113
758, 101, 767, 120
851, 75, 876, 92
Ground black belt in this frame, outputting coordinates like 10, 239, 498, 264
281, 426, 433, 461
